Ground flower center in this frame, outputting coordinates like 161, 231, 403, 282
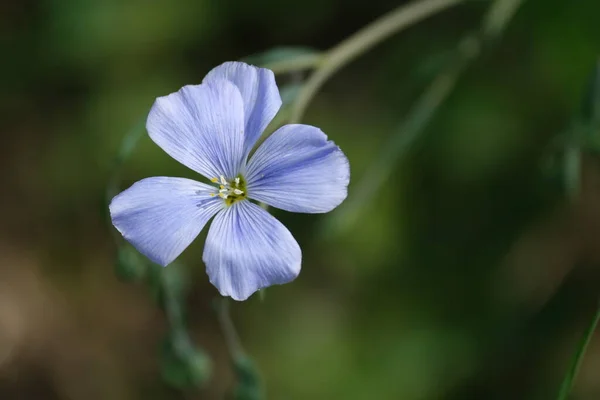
210, 175, 247, 206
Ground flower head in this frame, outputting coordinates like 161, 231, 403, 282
109, 62, 350, 300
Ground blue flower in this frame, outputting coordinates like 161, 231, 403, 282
109, 62, 350, 300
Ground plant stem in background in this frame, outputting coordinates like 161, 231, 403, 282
106, 0, 527, 394
215, 298, 245, 360
263, 52, 324, 75
556, 63, 600, 398
106, 116, 211, 389
215, 298, 264, 400
258, 0, 465, 212
289, 0, 465, 123
556, 303, 600, 400
325, 0, 525, 236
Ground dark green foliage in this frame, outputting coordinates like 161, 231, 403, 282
231, 357, 264, 400
242, 47, 320, 69
161, 333, 212, 389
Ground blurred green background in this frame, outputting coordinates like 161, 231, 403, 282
2, 0, 600, 399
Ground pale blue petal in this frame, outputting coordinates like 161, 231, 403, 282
203, 201, 301, 301
245, 124, 350, 213
110, 177, 224, 266
203, 62, 282, 156
147, 79, 246, 180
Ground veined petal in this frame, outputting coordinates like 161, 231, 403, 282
203, 62, 282, 156
203, 201, 301, 301
147, 79, 246, 180
245, 124, 350, 213
110, 177, 224, 266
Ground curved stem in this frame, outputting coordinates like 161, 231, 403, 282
215, 298, 245, 360
289, 0, 465, 123
323, 0, 525, 237
263, 53, 324, 75
327, 37, 478, 234
557, 302, 600, 400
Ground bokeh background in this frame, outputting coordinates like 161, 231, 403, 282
2, 0, 600, 399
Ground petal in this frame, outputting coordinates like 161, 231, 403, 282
110, 177, 224, 266
203, 62, 282, 155
147, 79, 246, 180
203, 201, 301, 301
245, 124, 350, 213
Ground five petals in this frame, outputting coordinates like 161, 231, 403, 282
110, 62, 349, 300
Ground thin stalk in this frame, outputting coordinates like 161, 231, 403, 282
289, 0, 465, 123
215, 298, 245, 360
327, 37, 479, 234
263, 53, 324, 75
556, 303, 600, 400
325, 0, 525, 237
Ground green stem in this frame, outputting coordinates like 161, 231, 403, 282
324, 0, 524, 237
162, 271, 185, 332
481, 0, 524, 38
289, 0, 465, 123
215, 298, 245, 360
263, 53, 324, 75
556, 303, 600, 400
328, 38, 478, 234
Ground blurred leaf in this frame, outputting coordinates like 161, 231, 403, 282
114, 245, 148, 282
242, 46, 320, 68
232, 357, 264, 400
161, 333, 212, 389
